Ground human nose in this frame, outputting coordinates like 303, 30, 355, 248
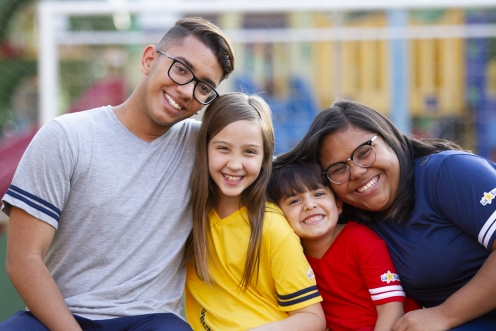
176, 80, 195, 100
227, 155, 243, 171
348, 162, 367, 181
303, 197, 317, 211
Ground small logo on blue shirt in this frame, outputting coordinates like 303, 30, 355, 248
381, 270, 400, 284
480, 188, 496, 206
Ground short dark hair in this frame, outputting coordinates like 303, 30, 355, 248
267, 160, 329, 204
157, 17, 235, 80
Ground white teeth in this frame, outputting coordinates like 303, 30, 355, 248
304, 215, 323, 224
165, 94, 181, 110
224, 175, 241, 182
357, 176, 378, 193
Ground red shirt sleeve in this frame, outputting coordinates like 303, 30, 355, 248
353, 223, 406, 305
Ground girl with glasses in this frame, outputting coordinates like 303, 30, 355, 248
274, 100, 496, 330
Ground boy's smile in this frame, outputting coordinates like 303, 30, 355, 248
279, 185, 343, 246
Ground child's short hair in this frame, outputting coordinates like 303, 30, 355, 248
267, 159, 329, 204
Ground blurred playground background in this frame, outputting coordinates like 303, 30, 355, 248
1, 0, 496, 320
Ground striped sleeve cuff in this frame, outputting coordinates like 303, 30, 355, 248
369, 285, 405, 302
479, 210, 496, 249
5, 185, 61, 223
278, 285, 321, 307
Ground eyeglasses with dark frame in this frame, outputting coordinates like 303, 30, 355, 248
322, 135, 378, 185
156, 50, 220, 105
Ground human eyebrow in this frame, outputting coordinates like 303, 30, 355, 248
244, 143, 263, 149
282, 194, 298, 203
210, 139, 229, 146
176, 56, 218, 87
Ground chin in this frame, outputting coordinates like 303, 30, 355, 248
368, 203, 389, 213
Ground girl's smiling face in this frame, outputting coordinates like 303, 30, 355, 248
319, 126, 400, 213
208, 119, 264, 208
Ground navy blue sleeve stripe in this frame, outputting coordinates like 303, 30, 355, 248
9, 185, 61, 215
6, 190, 60, 223
278, 290, 321, 307
278, 285, 318, 300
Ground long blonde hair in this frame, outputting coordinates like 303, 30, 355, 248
186, 92, 274, 291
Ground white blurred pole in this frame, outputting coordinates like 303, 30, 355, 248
388, 9, 410, 135
38, 2, 59, 127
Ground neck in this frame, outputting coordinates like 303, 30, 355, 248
302, 224, 345, 259
113, 87, 170, 142
214, 195, 243, 219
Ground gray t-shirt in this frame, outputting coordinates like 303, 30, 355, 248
2, 106, 200, 319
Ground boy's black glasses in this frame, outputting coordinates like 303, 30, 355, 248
322, 135, 377, 185
156, 50, 219, 105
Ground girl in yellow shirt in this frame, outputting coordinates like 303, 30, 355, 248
184, 92, 325, 331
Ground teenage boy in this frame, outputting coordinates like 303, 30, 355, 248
1, 17, 235, 331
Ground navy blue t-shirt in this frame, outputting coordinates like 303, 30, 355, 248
371, 151, 496, 309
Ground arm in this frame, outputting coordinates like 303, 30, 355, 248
248, 303, 326, 331
6, 206, 82, 331
375, 302, 404, 331
393, 240, 496, 331
392, 155, 496, 331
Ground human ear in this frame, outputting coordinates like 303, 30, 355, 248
335, 196, 343, 214
141, 45, 157, 75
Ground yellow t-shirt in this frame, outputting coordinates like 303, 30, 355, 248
185, 203, 322, 330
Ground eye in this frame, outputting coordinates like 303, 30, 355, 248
314, 191, 325, 197
196, 82, 213, 96
246, 149, 258, 155
172, 62, 189, 76
288, 198, 300, 205
329, 163, 348, 175
356, 146, 373, 159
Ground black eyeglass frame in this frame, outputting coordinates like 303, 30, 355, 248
156, 50, 220, 105
322, 135, 378, 185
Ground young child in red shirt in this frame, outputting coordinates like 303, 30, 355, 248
268, 160, 419, 331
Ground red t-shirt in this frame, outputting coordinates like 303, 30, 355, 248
306, 222, 408, 331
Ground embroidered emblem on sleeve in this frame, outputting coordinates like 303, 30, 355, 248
480, 188, 496, 206
380, 270, 400, 284
306, 267, 315, 280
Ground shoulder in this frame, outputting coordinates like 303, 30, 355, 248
263, 202, 298, 240
264, 202, 286, 219
28, 110, 102, 150
416, 150, 496, 183
161, 119, 201, 147
44, 107, 112, 141
342, 221, 385, 247
264, 202, 291, 229
170, 118, 201, 134
417, 150, 492, 172
345, 221, 378, 235
54, 106, 109, 127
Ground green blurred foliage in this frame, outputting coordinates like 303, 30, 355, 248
0, 230, 25, 322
